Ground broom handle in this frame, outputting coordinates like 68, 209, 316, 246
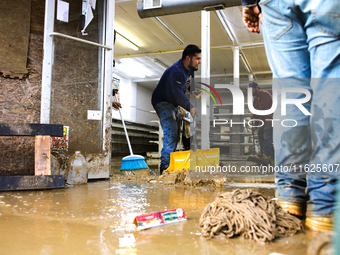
114, 94, 134, 155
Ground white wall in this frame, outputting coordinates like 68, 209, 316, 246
112, 74, 136, 122
112, 74, 156, 125
136, 85, 157, 124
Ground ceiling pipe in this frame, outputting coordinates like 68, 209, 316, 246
137, 0, 242, 19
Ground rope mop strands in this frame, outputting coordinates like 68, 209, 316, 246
199, 189, 303, 244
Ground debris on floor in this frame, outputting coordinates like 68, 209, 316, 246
199, 189, 303, 244
111, 173, 151, 183
111, 168, 228, 187
133, 208, 187, 230
121, 168, 150, 178
158, 169, 227, 187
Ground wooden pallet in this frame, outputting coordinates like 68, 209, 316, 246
0, 123, 65, 191
0, 175, 65, 191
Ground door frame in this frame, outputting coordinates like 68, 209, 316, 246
41, 0, 115, 177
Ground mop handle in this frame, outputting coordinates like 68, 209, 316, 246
193, 98, 198, 152
114, 94, 134, 155
192, 89, 203, 152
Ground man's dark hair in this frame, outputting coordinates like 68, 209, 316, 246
249, 81, 260, 89
182, 44, 201, 60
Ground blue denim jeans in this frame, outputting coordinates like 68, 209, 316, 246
153, 102, 179, 171
260, 0, 340, 216
258, 123, 273, 157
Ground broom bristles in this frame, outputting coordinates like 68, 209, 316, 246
120, 155, 149, 171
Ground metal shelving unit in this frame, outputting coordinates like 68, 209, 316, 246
211, 102, 259, 159
111, 118, 159, 155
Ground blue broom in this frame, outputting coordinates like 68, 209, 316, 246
113, 91, 150, 176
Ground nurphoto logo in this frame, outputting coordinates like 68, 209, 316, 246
197, 82, 311, 128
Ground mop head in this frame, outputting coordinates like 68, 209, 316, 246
199, 189, 303, 244
120, 155, 149, 171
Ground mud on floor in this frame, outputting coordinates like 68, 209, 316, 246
111, 168, 228, 187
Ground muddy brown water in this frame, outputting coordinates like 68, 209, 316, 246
0, 177, 318, 255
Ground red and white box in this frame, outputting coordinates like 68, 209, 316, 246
133, 208, 187, 230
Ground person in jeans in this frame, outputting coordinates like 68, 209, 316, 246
242, 0, 340, 232
151, 45, 201, 174
249, 82, 273, 165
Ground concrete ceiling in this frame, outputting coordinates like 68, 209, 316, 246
113, 0, 271, 90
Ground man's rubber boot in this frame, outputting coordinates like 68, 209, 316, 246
278, 201, 306, 217
305, 217, 333, 232
160, 168, 166, 175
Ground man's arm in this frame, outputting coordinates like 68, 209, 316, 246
188, 75, 198, 117
242, 0, 262, 34
241, 0, 258, 6
171, 72, 195, 113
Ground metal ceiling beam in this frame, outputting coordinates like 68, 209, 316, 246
114, 41, 265, 58
201, 10, 210, 149
211, 41, 264, 49
132, 71, 272, 82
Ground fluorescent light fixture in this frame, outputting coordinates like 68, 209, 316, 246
117, 58, 154, 78
240, 53, 253, 74
153, 17, 184, 45
154, 58, 169, 69
115, 31, 139, 51
216, 10, 239, 44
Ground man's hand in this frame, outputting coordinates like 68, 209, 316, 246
113, 89, 119, 95
242, 6, 262, 33
112, 89, 122, 109
190, 107, 198, 118
179, 108, 186, 116
112, 101, 122, 109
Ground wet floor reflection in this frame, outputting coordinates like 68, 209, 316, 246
0, 180, 313, 254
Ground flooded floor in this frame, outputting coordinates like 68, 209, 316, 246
0, 177, 318, 255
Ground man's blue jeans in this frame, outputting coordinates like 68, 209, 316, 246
258, 123, 273, 157
260, 0, 340, 217
153, 102, 179, 171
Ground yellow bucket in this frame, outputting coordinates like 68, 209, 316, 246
166, 148, 220, 172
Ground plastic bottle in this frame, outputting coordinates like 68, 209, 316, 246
66, 151, 88, 184
50, 154, 61, 175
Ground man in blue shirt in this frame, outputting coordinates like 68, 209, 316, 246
242, 0, 340, 232
152, 44, 201, 174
